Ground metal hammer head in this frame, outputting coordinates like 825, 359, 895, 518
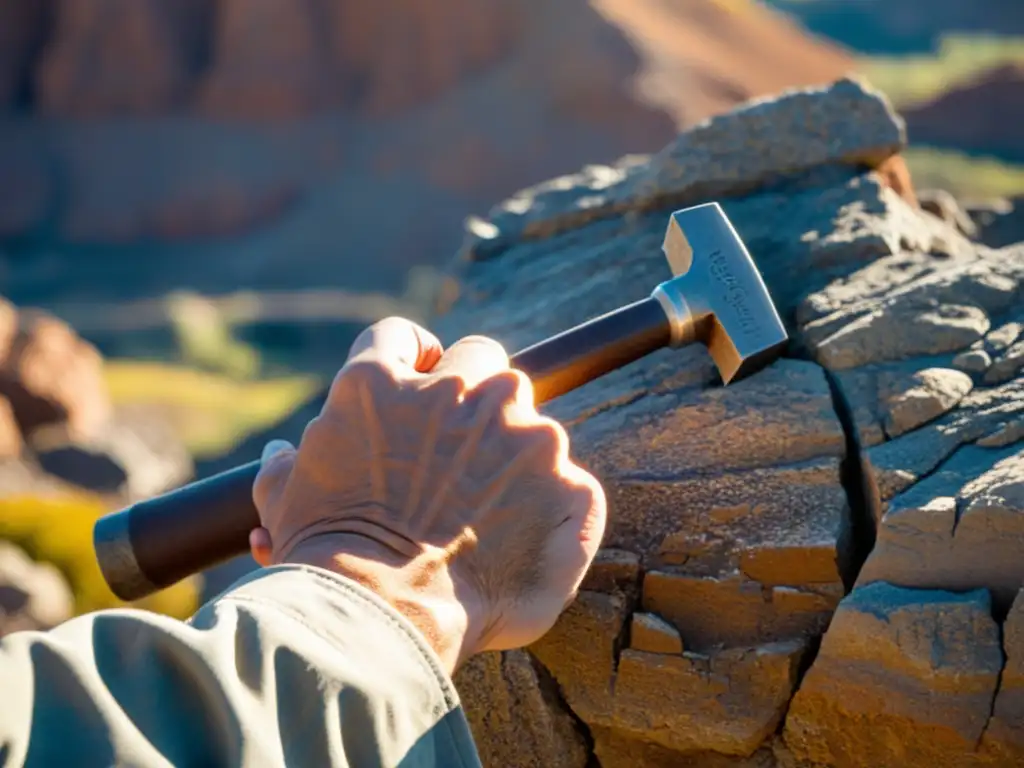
656, 202, 788, 384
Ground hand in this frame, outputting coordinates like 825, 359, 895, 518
249, 317, 607, 673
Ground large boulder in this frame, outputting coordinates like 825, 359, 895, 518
432, 77, 1024, 767
0, 296, 193, 502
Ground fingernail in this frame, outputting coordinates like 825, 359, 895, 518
261, 439, 293, 463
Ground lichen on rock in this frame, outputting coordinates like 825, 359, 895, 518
433, 75, 1024, 767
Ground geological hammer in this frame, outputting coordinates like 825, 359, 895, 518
94, 202, 788, 601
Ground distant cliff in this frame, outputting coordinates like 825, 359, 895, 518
0, 0, 850, 306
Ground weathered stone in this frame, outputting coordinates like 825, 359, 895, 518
953, 348, 992, 375
642, 570, 838, 651
783, 583, 1003, 768
857, 443, 1024, 611
463, 78, 905, 259
580, 548, 641, 595
882, 367, 974, 437
433, 73, 1024, 766
36, 0, 205, 116
978, 418, 1024, 448
0, 303, 112, 440
529, 590, 630, 724
610, 642, 806, 757
454, 650, 589, 768
0, 542, 75, 637
594, 730, 780, 768
981, 589, 1024, 761
630, 612, 684, 654
867, 375, 1023, 500
918, 188, 979, 238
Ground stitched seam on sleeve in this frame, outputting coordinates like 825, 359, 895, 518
224, 571, 460, 710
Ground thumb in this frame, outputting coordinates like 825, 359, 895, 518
252, 438, 296, 518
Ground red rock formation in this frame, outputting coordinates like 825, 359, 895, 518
35, 0, 209, 116
0, 0, 853, 289
902, 63, 1024, 164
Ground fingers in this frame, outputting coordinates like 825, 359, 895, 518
249, 528, 274, 568
345, 317, 444, 375
429, 335, 510, 393
253, 439, 297, 521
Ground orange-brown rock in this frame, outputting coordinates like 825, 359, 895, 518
453, 650, 590, 768
0, 301, 111, 440
783, 584, 1004, 768
35, 0, 209, 116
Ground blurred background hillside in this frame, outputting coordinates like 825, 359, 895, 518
1, 0, 1023, 630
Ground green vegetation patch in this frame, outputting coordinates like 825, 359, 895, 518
0, 494, 199, 619
104, 362, 321, 459
859, 34, 1024, 108
904, 147, 1024, 199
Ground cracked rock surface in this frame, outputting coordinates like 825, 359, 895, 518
434, 77, 1024, 767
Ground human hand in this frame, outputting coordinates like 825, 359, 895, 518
249, 317, 607, 673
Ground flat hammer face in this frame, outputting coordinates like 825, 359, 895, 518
654, 202, 788, 383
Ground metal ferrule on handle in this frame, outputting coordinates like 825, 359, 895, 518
94, 295, 679, 601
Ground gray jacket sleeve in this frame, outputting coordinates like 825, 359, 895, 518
0, 564, 482, 768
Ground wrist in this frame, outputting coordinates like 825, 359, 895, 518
283, 534, 480, 674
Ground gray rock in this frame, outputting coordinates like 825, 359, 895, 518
462, 77, 905, 261
858, 442, 1024, 611
0, 541, 74, 636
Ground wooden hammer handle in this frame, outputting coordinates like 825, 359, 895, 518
94, 297, 672, 601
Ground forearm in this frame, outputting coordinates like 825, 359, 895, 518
0, 565, 481, 768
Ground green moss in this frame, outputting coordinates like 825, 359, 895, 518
0, 495, 199, 619
904, 147, 1024, 199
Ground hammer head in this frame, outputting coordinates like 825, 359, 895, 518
660, 202, 788, 384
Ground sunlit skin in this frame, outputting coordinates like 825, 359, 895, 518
248, 318, 607, 674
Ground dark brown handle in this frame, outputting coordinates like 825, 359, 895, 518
94, 298, 671, 601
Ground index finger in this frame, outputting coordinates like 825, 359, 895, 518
345, 316, 444, 375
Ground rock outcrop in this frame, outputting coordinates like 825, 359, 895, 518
432, 77, 1024, 766
0, 296, 192, 502
0, 0, 851, 303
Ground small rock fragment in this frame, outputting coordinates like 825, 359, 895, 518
882, 367, 974, 437
985, 339, 1024, 385
784, 583, 1003, 768
952, 348, 992, 374
641, 571, 837, 651
630, 612, 684, 654
611, 642, 806, 757
858, 445, 1024, 611
580, 548, 641, 594
918, 188, 977, 237
977, 418, 1024, 448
